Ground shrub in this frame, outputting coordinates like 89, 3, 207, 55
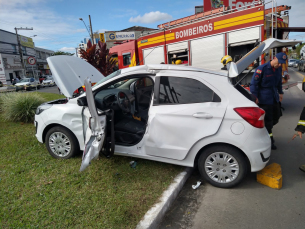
0, 92, 46, 122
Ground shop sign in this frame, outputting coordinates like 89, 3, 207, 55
106, 32, 135, 41
20, 35, 34, 48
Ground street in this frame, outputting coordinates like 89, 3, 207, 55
0, 85, 60, 95
158, 68, 305, 229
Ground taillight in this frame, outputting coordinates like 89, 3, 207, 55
234, 107, 265, 128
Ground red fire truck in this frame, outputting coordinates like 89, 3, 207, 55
109, 1, 294, 86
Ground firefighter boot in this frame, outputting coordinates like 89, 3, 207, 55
271, 136, 277, 150
299, 165, 305, 173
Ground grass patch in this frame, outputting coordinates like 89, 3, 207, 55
0, 92, 183, 228
0, 92, 65, 123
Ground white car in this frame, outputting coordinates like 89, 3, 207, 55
42, 76, 55, 87
34, 38, 299, 188
288, 59, 297, 67
15, 78, 40, 90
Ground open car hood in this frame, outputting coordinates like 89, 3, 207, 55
47, 56, 104, 97
229, 38, 302, 78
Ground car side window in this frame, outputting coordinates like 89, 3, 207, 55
158, 76, 221, 104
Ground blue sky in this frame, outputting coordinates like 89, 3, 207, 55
0, 0, 304, 53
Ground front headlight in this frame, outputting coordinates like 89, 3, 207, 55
36, 104, 53, 115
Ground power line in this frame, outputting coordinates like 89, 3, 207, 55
1, 20, 90, 43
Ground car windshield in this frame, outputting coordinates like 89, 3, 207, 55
19, 78, 30, 83
92, 70, 121, 89
45, 77, 53, 80
289, 60, 296, 63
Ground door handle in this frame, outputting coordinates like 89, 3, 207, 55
193, 113, 213, 119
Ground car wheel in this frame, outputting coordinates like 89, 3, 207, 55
45, 126, 79, 159
79, 88, 85, 94
198, 145, 248, 188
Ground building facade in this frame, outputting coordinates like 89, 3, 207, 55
0, 29, 54, 85
35, 47, 54, 76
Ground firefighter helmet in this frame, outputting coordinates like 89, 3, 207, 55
221, 55, 233, 66
175, 60, 182, 65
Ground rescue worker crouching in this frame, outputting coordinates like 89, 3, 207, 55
250, 52, 287, 150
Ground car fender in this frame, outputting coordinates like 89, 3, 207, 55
40, 102, 85, 150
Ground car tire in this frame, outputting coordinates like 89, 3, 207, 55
79, 88, 85, 94
45, 126, 79, 159
198, 145, 248, 188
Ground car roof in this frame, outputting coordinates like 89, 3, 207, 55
120, 64, 228, 77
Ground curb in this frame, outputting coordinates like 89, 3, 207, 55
136, 167, 193, 229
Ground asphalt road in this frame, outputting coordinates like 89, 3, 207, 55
0, 85, 60, 95
158, 68, 305, 229
29, 85, 60, 94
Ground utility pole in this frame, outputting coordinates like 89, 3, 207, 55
15, 27, 33, 76
89, 15, 94, 44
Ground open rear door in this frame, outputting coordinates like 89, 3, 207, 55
79, 78, 106, 172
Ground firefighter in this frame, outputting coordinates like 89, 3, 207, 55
292, 107, 305, 172
250, 52, 287, 150
220, 55, 233, 70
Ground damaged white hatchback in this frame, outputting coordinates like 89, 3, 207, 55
34, 38, 299, 188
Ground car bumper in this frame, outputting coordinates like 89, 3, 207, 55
244, 128, 271, 172
34, 115, 46, 143
42, 82, 54, 87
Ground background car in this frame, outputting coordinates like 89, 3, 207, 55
288, 59, 297, 67
42, 76, 55, 87
72, 83, 96, 97
293, 60, 300, 68
15, 77, 41, 91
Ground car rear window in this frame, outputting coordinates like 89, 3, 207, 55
234, 84, 256, 102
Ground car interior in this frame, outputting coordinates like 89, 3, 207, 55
94, 76, 154, 146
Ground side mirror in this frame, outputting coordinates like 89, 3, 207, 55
77, 96, 88, 106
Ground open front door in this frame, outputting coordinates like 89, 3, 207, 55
79, 78, 106, 172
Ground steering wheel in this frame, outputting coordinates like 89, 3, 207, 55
117, 91, 132, 113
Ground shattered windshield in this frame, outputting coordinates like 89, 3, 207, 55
92, 70, 121, 89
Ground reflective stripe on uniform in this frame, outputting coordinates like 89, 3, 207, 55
298, 120, 305, 126
269, 133, 273, 137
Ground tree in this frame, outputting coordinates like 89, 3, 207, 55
52, 51, 74, 56
296, 43, 305, 59
79, 40, 117, 76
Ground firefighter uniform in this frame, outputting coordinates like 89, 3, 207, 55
294, 107, 305, 172
295, 107, 305, 133
250, 53, 286, 149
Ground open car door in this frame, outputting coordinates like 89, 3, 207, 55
79, 78, 106, 172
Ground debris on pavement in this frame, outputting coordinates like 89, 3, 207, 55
192, 181, 201, 189
129, 161, 137, 169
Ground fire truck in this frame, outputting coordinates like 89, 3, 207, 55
109, 1, 295, 87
